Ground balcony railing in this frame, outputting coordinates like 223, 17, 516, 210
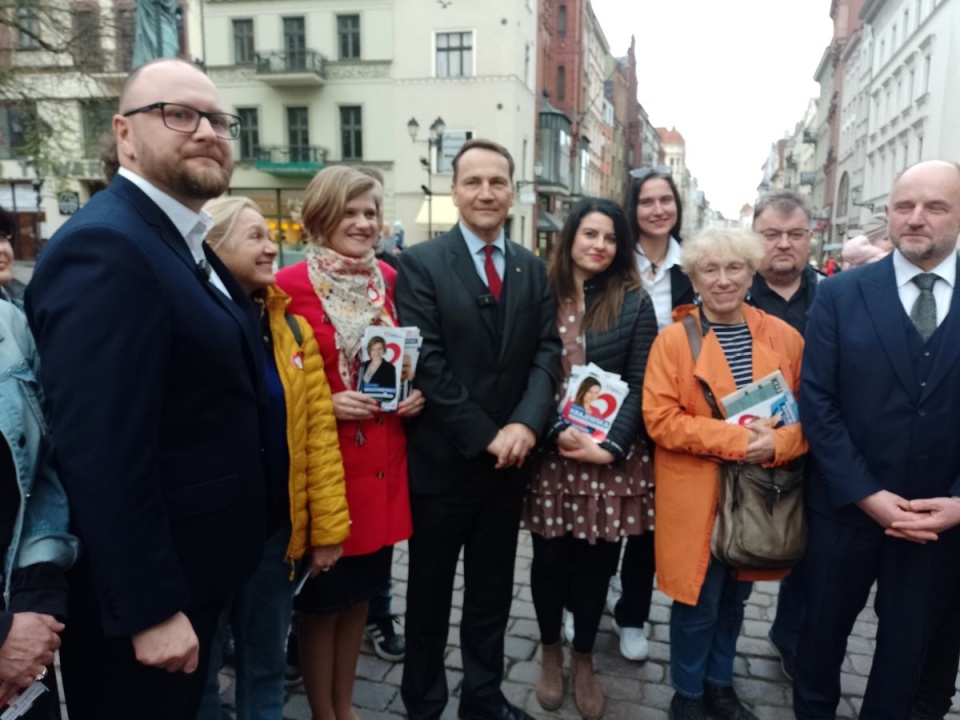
255, 50, 327, 86
253, 146, 327, 177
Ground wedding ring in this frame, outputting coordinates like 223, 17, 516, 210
36, 667, 47, 681
322, 567, 331, 572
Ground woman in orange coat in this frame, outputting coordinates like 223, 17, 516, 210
642, 227, 806, 720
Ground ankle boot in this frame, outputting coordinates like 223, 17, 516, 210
536, 642, 565, 710
570, 650, 605, 720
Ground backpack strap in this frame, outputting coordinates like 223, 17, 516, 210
681, 314, 724, 421
284, 313, 303, 347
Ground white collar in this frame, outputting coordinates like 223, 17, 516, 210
118, 168, 214, 255
892, 248, 957, 290
460, 221, 506, 256
636, 236, 681, 271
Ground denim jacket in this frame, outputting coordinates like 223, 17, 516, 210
0, 301, 78, 607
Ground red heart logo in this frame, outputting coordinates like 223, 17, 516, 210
593, 394, 617, 419
385, 342, 402, 364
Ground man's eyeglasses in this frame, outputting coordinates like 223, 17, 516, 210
758, 229, 811, 242
629, 165, 672, 181
121, 103, 242, 140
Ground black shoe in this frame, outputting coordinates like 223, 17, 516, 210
364, 614, 406, 662
910, 700, 946, 720
767, 631, 795, 681
703, 684, 757, 720
669, 693, 707, 720
458, 701, 534, 720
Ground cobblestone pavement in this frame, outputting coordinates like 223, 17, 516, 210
190, 531, 958, 720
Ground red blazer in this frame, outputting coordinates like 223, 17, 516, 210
276, 261, 412, 557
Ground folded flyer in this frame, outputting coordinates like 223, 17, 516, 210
719, 370, 800, 428
358, 326, 421, 411
557, 363, 629, 443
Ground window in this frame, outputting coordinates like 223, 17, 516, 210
909, 68, 916, 102
0, 104, 35, 159
904, 9, 910, 35
337, 15, 361, 60
435, 31, 473, 78
284, 17, 307, 71
17, 4, 39, 49
73, 10, 103, 70
340, 106, 363, 161
438, 130, 473, 173
892, 23, 898, 48
233, 19, 255, 65
82, 100, 115, 158
558, 5, 567, 36
237, 108, 260, 161
115, 8, 135, 73
524, 43, 531, 86
557, 65, 566, 101
287, 107, 309, 162
922, 53, 931, 94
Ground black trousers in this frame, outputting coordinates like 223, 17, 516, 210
914, 568, 960, 717
613, 531, 656, 628
530, 533, 620, 654
793, 512, 959, 720
59, 563, 225, 720
401, 472, 525, 720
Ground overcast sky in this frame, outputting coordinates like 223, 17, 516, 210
590, 0, 834, 218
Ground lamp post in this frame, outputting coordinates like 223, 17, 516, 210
407, 116, 445, 239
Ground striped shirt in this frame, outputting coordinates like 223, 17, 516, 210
712, 323, 753, 388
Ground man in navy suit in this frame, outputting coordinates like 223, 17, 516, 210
25, 59, 267, 719
794, 160, 960, 720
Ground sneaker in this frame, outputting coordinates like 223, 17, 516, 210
605, 576, 623, 616
563, 610, 575, 645
703, 684, 758, 720
365, 615, 406, 662
767, 631, 795, 681
669, 692, 707, 720
612, 621, 649, 661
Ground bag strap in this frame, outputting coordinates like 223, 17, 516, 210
680, 314, 724, 421
284, 313, 303, 347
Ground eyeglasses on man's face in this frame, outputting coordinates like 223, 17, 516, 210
630, 165, 672, 182
121, 102, 242, 140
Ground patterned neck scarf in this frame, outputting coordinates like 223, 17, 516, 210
305, 244, 395, 388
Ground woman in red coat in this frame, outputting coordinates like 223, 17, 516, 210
277, 166, 420, 720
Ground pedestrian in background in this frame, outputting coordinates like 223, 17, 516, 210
602, 166, 696, 663
0, 207, 26, 309
643, 227, 806, 720
26, 58, 270, 719
840, 213, 892, 270
277, 166, 419, 720
523, 197, 657, 720
197, 196, 349, 720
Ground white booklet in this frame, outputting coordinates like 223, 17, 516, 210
720, 370, 800, 428
357, 326, 421, 411
557, 363, 629, 443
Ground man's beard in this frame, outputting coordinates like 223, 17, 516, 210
140, 143, 233, 201
174, 163, 232, 199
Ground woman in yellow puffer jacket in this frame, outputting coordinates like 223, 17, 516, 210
197, 196, 350, 720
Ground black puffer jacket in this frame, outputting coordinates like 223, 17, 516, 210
548, 282, 658, 460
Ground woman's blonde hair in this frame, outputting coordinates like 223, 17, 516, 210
301, 166, 384, 246
680, 227, 765, 276
204, 196, 263, 251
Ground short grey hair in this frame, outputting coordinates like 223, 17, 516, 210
204, 196, 263, 251
753, 190, 812, 226
680, 227, 766, 276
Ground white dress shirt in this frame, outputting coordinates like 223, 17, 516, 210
636, 236, 682, 331
460, 221, 506, 288
118, 168, 231, 298
892, 248, 956, 328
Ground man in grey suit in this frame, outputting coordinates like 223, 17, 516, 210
396, 139, 561, 720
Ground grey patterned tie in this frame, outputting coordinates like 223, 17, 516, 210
910, 273, 938, 342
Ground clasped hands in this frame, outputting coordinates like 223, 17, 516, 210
487, 423, 537, 469
858, 490, 960, 543
331, 389, 425, 420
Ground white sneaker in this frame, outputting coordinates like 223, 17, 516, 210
605, 576, 623, 616
563, 610, 575, 644
614, 622, 649, 662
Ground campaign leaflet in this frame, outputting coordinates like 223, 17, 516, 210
358, 326, 422, 411
557, 363, 629, 443
719, 370, 800, 428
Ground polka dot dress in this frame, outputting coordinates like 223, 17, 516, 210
521, 298, 655, 544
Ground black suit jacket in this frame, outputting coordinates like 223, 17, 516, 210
396, 225, 561, 494
25, 176, 268, 636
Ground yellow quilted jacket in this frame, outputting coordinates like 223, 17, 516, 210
264, 286, 350, 562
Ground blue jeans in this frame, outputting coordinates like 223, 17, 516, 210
670, 558, 753, 699
198, 526, 296, 720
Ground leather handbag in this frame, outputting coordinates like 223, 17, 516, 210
681, 315, 807, 571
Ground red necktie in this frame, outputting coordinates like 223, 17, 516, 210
483, 245, 502, 302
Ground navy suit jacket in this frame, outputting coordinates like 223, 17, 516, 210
395, 225, 561, 494
800, 254, 960, 527
25, 176, 268, 636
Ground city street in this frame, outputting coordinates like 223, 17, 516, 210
201, 532, 959, 720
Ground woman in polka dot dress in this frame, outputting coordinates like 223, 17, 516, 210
522, 198, 658, 720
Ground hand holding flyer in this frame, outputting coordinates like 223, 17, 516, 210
557, 363, 629, 443
358, 326, 422, 412
719, 370, 800, 428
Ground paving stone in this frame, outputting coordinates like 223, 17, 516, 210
505, 636, 538, 661
746, 657, 785, 682
354, 678, 398, 711
356, 652, 394, 682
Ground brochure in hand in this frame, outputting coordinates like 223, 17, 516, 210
557, 363, 629, 443
358, 326, 422, 411
719, 370, 800, 428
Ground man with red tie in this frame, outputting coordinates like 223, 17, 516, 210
396, 139, 561, 720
